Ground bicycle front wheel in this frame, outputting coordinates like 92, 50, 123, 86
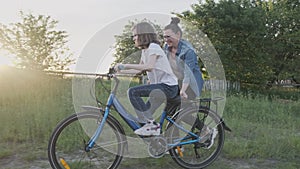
48, 111, 126, 169
167, 108, 225, 169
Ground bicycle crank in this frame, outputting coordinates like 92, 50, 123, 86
147, 136, 167, 158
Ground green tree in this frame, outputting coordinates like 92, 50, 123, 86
179, 0, 300, 87
113, 19, 163, 65
179, 0, 273, 86
0, 11, 74, 71
113, 20, 139, 65
264, 0, 300, 83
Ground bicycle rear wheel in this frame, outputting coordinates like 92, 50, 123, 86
167, 108, 225, 169
48, 111, 126, 169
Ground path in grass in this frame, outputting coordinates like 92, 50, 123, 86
1, 153, 297, 169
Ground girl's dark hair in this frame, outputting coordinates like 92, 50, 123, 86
164, 17, 182, 37
133, 22, 160, 49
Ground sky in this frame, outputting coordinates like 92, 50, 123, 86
0, 0, 199, 71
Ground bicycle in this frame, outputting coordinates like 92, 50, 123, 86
48, 68, 231, 169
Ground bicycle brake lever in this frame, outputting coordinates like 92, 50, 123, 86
107, 67, 116, 79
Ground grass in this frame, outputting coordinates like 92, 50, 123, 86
224, 95, 299, 153
221, 95, 300, 168
0, 67, 74, 166
0, 67, 299, 169
0, 68, 73, 145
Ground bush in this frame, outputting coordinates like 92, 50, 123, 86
229, 83, 300, 101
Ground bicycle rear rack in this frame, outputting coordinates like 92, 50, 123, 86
198, 97, 224, 113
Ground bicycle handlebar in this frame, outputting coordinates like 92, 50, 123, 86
107, 67, 120, 94
107, 67, 116, 79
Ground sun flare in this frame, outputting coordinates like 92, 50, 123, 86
0, 56, 12, 66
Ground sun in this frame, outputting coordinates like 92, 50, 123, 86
0, 56, 12, 67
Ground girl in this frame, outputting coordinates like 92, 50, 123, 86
115, 22, 179, 136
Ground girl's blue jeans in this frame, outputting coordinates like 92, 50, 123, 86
128, 83, 179, 122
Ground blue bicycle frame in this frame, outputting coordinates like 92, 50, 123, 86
85, 75, 201, 151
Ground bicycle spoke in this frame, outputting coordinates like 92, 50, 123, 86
48, 112, 126, 169
167, 108, 225, 169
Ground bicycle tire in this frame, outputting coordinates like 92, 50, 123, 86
166, 107, 225, 169
48, 111, 126, 169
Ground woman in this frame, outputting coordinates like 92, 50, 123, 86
163, 18, 218, 149
163, 17, 204, 100
115, 22, 179, 136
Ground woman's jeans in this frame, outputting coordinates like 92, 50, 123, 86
128, 83, 179, 122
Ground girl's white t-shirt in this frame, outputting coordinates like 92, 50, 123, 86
141, 43, 178, 86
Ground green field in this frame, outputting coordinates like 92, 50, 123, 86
0, 67, 299, 169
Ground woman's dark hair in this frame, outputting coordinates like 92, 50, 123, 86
133, 22, 160, 49
164, 17, 182, 37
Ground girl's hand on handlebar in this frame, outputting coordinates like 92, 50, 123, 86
114, 64, 125, 72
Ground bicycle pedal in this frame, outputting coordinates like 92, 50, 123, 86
176, 146, 184, 157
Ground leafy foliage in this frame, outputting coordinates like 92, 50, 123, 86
0, 11, 74, 71
178, 0, 299, 85
112, 0, 299, 87
113, 19, 163, 65
264, 0, 300, 83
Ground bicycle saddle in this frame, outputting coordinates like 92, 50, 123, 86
165, 95, 181, 115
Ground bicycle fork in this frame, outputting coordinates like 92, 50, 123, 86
85, 106, 111, 152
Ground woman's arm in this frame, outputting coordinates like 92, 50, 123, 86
180, 83, 189, 99
181, 49, 197, 98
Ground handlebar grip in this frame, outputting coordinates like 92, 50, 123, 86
108, 67, 115, 74
107, 67, 116, 79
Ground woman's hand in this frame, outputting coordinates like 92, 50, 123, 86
180, 90, 188, 99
